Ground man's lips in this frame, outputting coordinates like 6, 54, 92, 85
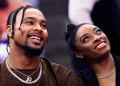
27, 32, 44, 45
27, 32, 44, 41
30, 36, 40, 41
29, 37, 42, 45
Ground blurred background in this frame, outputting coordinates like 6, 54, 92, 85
40, 0, 71, 69
1, 0, 120, 72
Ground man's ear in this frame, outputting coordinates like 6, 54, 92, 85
74, 51, 84, 59
7, 25, 12, 37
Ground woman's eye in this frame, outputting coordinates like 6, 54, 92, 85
96, 29, 102, 34
82, 36, 89, 42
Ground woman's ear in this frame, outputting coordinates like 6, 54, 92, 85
7, 25, 12, 37
74, 51, 84, 59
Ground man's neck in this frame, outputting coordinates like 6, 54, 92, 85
8, 41, 42, 69
7, 54, 41, 70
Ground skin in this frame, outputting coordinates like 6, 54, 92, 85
75, 24, 111, 63
7, 8, 48, 69
74, 24, 116, 86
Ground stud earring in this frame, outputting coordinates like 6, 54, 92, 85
80, 56, 84, 59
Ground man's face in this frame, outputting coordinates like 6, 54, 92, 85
13, 8, 48, 56
75, 24, 110, 62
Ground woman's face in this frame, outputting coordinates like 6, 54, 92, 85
75, 24, 110, 61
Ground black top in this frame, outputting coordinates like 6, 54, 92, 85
80, 55, 120, 86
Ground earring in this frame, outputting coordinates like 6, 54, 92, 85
80, 56, 84, 59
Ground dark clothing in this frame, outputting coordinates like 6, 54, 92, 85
80, 55, 120, 86
71, 0, 120, 80
1, 58, 85, 86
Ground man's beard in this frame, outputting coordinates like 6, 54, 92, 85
22, 44, 44, 56
15, 39, 44, 56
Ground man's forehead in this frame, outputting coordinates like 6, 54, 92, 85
16, 8, 46, 21
25, 8, 43, 14
18, 8, 44, 17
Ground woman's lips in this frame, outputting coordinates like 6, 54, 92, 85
95, 42, 106, 49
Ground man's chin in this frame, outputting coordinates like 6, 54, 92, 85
14, 40, 44, 56
22, 45, 44, 56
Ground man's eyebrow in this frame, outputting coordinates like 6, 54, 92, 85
23, 17, 47, 24
24, 17, 37, 20
41, 20, 47, 24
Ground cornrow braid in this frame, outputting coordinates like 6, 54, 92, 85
18, 5, 40, 30
6, 11, 14, 26
6, 5, 40, 55
19, 5, 30, 30
6, 11, 15, 44
11, 6, 24, 38
6, 6, 24, 55
7, 5, 40, 39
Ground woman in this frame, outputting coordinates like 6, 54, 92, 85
64, 23, 120, 86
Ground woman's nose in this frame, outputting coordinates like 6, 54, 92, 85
93, 35, 101, 42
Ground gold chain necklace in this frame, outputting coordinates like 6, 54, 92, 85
98, 69, 116, 79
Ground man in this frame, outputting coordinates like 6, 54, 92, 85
0, 5, 84, 86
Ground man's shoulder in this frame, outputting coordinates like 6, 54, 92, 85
41, 58, 71, 78
41, 58, 70, 72
0, 61, 3, 66
0, 60, 6, 68
41, 58, 85, 86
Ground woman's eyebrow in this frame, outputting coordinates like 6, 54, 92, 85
80, 34, 88, 41
93, 27, 98, 31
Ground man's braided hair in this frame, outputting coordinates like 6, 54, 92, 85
6, 5, 41, 54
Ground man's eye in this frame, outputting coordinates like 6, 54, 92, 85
26, 21, 33, 25
40, 24, 47, 29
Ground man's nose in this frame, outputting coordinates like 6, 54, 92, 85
33, 24, 43, 32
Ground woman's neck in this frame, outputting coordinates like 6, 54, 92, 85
91, 53, 115, 76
